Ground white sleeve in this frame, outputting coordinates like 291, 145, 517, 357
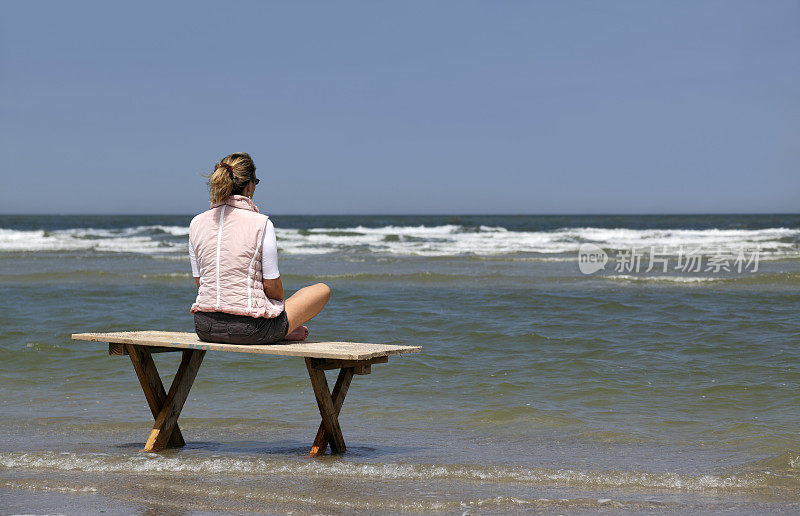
188, 239, 200, 277
261, 219, 280, 279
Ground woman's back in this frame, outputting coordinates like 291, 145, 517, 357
190, 195, 284, 318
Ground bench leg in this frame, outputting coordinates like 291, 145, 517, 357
125, 344, 186, 448
305, 358, 350, 455
143, 348, 205, 452
308, 366, 354, 457
125, 345, 205, 452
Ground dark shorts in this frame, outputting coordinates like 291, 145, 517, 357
194, 310, 290, 345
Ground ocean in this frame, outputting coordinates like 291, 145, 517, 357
1, 213, 799, 514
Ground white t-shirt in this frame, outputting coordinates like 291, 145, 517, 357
189, 218, 280, 279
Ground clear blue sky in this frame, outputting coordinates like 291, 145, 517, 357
1, 1, 798, 215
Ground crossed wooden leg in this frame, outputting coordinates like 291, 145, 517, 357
307, 363, 354, 456
305, 358, 350, 455
305, 357, 385, 456
125, 344, 205, 452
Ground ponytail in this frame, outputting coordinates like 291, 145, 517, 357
206, 152, 257, 204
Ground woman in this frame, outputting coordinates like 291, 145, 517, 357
188, 152, 330, 344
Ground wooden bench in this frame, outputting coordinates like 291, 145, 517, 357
71, 331, 420, 456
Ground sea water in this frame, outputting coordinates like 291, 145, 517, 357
1, 214, 799, 514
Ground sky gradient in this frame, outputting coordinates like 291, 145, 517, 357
1, 1, 798, 215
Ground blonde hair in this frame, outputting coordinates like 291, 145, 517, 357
207, 152, 257, 204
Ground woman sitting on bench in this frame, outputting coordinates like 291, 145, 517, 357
188, 152, 330, 344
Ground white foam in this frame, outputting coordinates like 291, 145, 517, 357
0, 451, 773, 491
606, 275, 722, 283
0, 224, 797, 258
274, 225, 799, 257
148, 225, 191, 236
0, 227, 187, 254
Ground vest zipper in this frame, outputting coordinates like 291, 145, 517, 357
215, 205, 227, 308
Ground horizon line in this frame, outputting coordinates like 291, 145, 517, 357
2, 212, 799, 217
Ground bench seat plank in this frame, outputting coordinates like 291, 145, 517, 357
72, 331, 420, 361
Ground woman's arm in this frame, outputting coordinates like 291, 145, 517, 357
261, 219, 283, 300
189, 239, 201, 289
263, 276, 283, 301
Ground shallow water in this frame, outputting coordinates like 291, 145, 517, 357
1, 214, 799, 514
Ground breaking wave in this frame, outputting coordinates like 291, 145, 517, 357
2, 450, 796, 492
0, 224, 797, 257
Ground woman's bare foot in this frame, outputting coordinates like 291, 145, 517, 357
284, 325, 309, 341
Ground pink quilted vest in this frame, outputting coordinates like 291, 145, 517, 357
189, 195, 284, 318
